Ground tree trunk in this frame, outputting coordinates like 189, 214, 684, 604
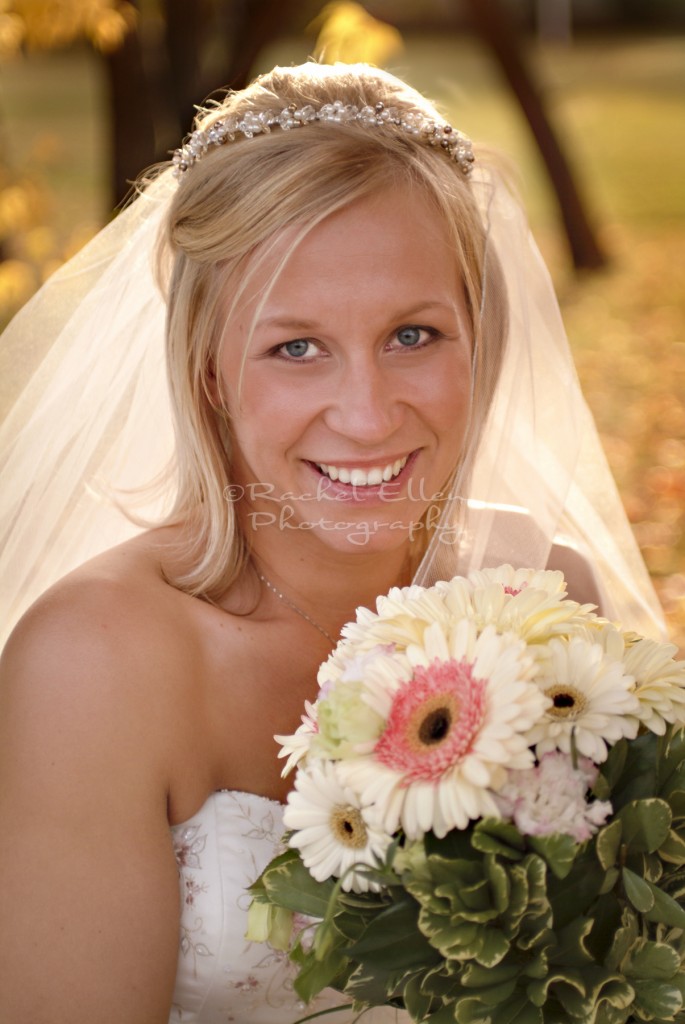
104, 8, 157, 208
461, 0, 607, 270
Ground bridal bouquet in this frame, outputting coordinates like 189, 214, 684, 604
247, 566, 685, 1024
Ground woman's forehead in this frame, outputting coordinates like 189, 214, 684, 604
229, 187, 465, 321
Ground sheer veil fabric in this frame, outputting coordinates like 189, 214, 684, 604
0, 157, 666, 649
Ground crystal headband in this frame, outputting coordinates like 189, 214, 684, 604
172, 100, 475, 179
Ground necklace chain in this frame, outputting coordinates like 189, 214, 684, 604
256, 570, 336, 644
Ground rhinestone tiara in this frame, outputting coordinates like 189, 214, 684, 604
172, 100, 475, 179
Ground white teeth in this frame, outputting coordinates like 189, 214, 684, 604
315, 456, 408, 486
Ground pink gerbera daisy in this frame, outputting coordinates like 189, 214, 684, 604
339, 622, 549, 839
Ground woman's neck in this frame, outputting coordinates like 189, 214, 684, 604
247, 532, 412, 630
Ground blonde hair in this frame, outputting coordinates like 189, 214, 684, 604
155, 62, 504, 601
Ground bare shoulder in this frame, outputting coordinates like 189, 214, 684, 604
547, 535, 604, 609
0, 529, 203, 786
4, 526, 197, 667
0, 531, 196, 1021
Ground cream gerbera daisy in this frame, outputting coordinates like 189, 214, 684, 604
623, 635, 685, 734
334, 582, 464, 657
467, 564, 568, 597
338, 621, 550, 840
283, 760, 391, 893
527, 636, 640, 762
276, 700, 318, 777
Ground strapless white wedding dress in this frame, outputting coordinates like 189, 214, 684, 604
169, 790, 406, 1023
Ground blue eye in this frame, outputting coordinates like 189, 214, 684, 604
283, 339, 310, 358
397, 326, 422, 347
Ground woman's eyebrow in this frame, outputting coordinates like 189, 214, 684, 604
255, 301, 460, 331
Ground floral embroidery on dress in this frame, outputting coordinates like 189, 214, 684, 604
171, 819, 215, 978
173, 823, 207, 869
182, 874, 207, 908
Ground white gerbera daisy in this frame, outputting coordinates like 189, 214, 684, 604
467, 564, 568, 597
338, 622, 550, 840
527, 636, 640, 762
623, 635, 685, 734
335, 582, 461, 656
283, 760, 391, 893
276, 700, 318, 777
476, 582, 585, 643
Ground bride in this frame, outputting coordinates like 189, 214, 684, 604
0, 62, 665, 1023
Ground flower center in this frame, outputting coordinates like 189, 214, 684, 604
546, 684, 588, 719
503, 582, 527, 596
412, 694, 457, 750
330, 805, 368, 849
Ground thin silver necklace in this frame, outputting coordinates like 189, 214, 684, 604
256, 570, 336, 644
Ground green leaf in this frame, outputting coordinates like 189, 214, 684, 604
481, 855, 508, 915
428, 1002, 461, 1023
608, 733, 659, 807
424, 827, 478, 862
598, 867, 620, 895
528, 833, 578, 879
659, 828, 685, 865
656, 727, 685, 789
341, 963, 398, 1006
527, 966, 585, 1007
632, 979, 683, 1019
618, 799, 672, 853
471, 819, 526, 859
603, 908, 639, 972
592, 771, 612, 802
263, 854, 336, 918
622, 866, 655, 912
623, 938, 681, 980
291, 940, 347, 1004
345, 897, 440, 971
402, 969, 437, 1022
456, 974, 519, 1007
557, 973, 635, 1019
547, 855, 605, 928
474, 927, 510, 968
601, 739, 629, 790
596, 819, 623, 870
644, 880, 685, 929
488, 993, 544, 1024
461, 962, 521, 988
548, 917, 595, 967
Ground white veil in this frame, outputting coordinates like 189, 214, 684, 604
0, 137, 666, 649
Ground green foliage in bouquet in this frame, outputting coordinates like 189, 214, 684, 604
251, 727, 685, 1024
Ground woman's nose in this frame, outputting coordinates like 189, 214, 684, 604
322, 359, 404, 444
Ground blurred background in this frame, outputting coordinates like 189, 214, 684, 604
0, 0, 683, 648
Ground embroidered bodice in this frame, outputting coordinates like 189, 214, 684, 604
169, 790, 406, 1023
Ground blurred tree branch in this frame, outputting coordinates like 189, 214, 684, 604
460, 0, 606, 269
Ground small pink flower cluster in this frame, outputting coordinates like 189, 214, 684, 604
494, 751, 612, 842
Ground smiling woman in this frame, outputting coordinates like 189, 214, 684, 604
214, 187, 472, 565
0, 61, 667, 1024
